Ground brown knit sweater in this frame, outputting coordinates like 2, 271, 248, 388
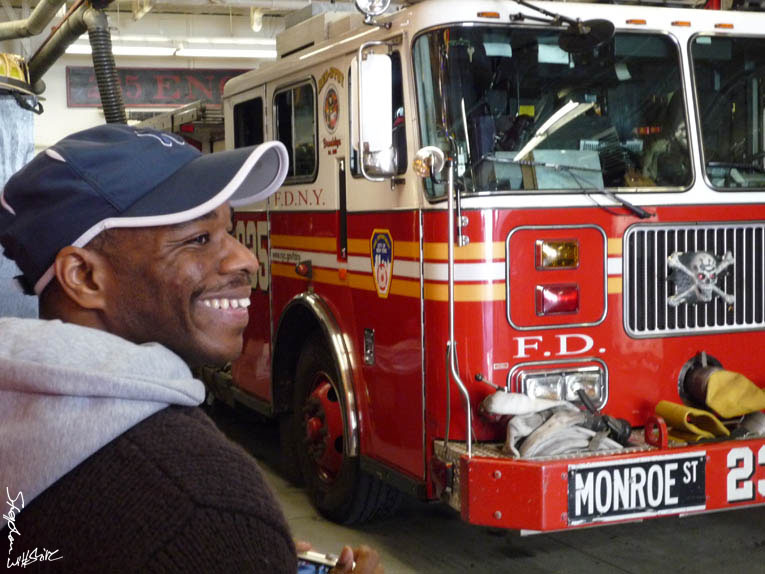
3, 406, 297, 573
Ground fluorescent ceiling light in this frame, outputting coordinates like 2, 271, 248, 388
65, 43, 176, 57
65, 44, 92, 55
108, 35, 275, 47
65, 41, 276, 59
186, 37, 275, 46
110, 34, 173, 43
114, 45, 176, 56
174, 48, 276, 59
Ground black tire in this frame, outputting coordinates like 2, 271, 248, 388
278, 412, 304, 486
292, 332, 401, 524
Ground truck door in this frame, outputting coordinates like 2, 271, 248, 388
348, 46, 425, 482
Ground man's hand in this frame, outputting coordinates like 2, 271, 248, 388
330, 545, 383, 574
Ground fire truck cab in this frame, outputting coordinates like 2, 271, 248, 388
215, 0, 765, 531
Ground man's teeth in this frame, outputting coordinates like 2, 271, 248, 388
202, 297, 251, 309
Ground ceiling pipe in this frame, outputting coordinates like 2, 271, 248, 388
0, 0, 69, 41
27, 2, 126, 124
27, 1, 89, 90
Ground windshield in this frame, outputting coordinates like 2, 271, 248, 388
413, 27, 690, 198
692, 35, 765, 190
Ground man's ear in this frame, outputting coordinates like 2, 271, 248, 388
53, 246, 112, 310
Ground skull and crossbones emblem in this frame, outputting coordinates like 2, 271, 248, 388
667, 250, 735, 307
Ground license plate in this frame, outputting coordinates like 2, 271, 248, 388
567, 452, 706, 525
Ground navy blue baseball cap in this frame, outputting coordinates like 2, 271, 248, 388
0, 124, 288, 295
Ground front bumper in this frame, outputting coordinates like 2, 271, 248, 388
435, 434, 765, 532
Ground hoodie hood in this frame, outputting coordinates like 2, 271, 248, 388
0, 318, 205, 528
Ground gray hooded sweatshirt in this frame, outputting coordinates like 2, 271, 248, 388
0, 317, 205, 529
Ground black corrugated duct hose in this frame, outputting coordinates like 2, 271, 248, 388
83, 9, 126, 124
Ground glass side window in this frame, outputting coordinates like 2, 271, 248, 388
233, 97, 264, 148
274, 82, 317, 181
692, 35, 765, 190
413, 27, 690, 198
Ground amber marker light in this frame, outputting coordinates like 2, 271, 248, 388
477, 11, 500, 18
412, 156, 432, 178
536, 284, 580, 315
671, 21, 691, 27
535, 239, 579, 270
715, 23, 734, 29
626, 19, 646, 25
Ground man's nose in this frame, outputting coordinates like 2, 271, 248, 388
221, 233, 259, 276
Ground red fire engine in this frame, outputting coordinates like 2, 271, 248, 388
207, 0, 765, 532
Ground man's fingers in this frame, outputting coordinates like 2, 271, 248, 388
353, 545, 382, 573
329, 546, 354, 573
330, 545, 383, 574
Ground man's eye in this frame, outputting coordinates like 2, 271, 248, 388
188, 233, 210, 245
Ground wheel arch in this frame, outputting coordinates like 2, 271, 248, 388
272, 292, 359, 457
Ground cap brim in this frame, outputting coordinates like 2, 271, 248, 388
73, 140, 288, 245
166, 139, 289, 208
127, 138, 288, 217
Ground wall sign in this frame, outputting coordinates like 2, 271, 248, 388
66, 67, 246, 108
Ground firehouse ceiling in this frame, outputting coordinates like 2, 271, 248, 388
1, 0, 359, 62
4, 0, 352, 17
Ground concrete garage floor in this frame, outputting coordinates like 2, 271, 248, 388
207, 403, 765, 574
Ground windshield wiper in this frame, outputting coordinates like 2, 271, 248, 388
491, 154, 601, 173
588, 189, 653, 219
486, 155, 653, 219
511, 0, 615, 54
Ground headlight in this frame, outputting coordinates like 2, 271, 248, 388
517, 365, 606, 408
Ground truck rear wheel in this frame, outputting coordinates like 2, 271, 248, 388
293, 332, 401, 524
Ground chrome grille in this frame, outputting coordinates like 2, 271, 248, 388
624, 222, 765, 336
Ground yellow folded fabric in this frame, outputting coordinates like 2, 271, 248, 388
665, 430, 699, 443
656, 400, 730, 440
706, 370, 765, 418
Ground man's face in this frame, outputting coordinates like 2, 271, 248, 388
98, 203, 258, 367
674, 122, 688, 150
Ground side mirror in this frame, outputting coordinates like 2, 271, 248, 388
359, 51, 395, 180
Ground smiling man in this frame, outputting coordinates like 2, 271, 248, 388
0, 125, 381, 574
81, 204, 255, 368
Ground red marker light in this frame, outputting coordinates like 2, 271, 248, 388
536, 284, 579, 315
295, 260, 313, 278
